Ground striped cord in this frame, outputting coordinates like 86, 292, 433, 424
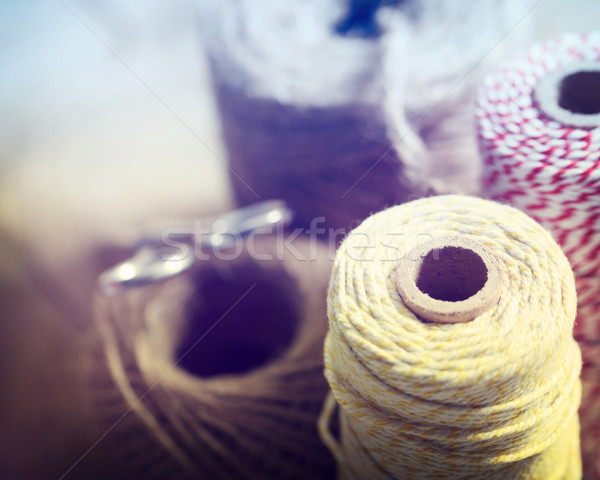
477, 32, 600, 341
477, 33, 600, 478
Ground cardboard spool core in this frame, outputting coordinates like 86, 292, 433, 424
535, 61, 600, 128
396, 236, 504, 323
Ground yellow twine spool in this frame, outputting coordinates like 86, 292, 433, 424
320, 195, 582, 479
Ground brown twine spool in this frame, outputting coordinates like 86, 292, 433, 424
87, 237, 335, 479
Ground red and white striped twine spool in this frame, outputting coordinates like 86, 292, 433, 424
477, 32, 600, 479
477, 32, 600, 342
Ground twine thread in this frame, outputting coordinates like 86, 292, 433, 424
321, 195, 582, 479
88, 239, 335, 479
477, 33, 600, 477
198, 0, 531, 231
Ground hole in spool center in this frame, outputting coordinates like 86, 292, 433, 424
558, 71, 600, 115
416, 246, 488, 302
176, 261, 300, 378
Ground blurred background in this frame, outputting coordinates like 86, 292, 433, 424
1, 1, 599, 479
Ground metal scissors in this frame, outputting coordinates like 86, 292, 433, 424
98, 200, 293, 296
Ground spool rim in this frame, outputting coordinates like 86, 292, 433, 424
535, 61, 600, 128
395, 236, 504, 323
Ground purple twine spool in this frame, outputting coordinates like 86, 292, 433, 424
198, 0, 532, 232
215, 85, 417, 232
